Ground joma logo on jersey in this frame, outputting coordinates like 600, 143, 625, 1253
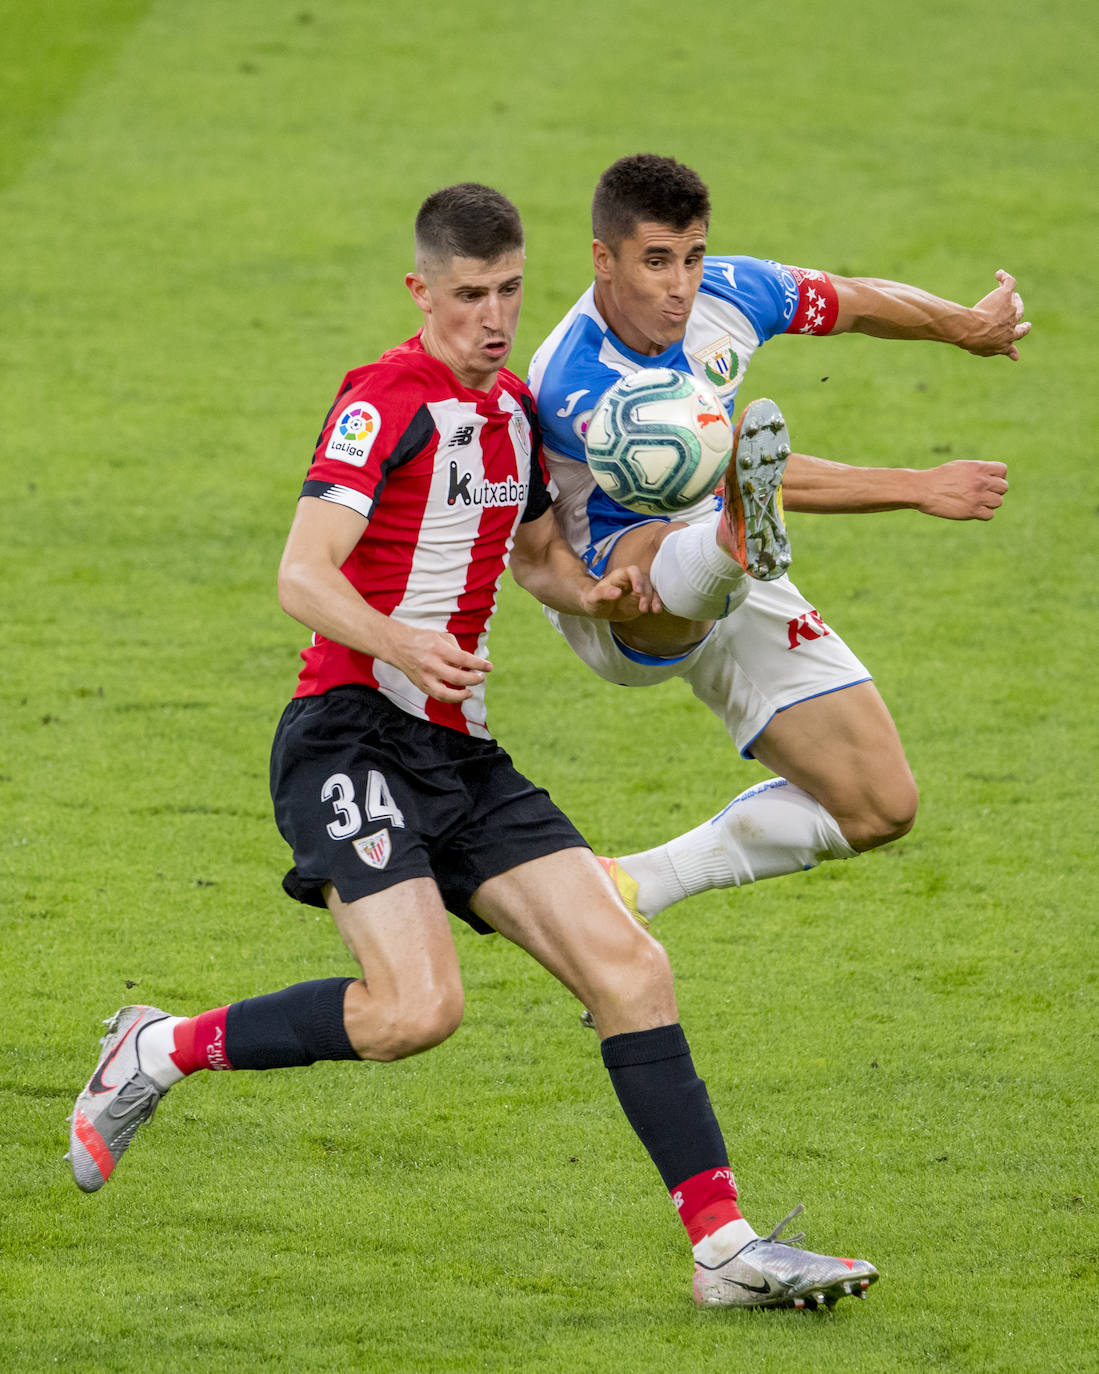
787, 609, 831, 650
446, 461, 528, 509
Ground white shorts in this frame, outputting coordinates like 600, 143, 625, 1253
545, 575, 870, 758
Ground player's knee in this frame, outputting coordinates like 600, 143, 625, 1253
362, 984, 465, 1062
847, 773, 919, 851
624, 931, 673, 998
588, 929, 675, 1020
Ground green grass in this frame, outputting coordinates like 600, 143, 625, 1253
2, 0, 1097, 1370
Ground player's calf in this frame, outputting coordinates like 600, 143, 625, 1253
345, 977, 465, 1062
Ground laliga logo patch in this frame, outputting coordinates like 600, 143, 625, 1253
352, 830, 392, 870
326, 402, 381, 467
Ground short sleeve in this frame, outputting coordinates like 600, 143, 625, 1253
520, 394, 553, 524
300, 366, 434, 521
701, 256, 838, 339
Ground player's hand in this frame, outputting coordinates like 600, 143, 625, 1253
578, 564, 662, 621
389, 625, 492, 702
915, 459, 1009, 520
965, 270, 1031, 360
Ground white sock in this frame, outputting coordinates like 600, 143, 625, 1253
620, 779, 857, 918
135, 1016, 186, 1090
649, 519, 748, 621
693, 1218, 759, 1267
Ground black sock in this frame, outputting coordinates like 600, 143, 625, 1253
225, 977, 359, 1070
601, 1023, 729, 1190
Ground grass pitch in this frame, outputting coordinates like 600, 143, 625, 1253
2, 1, 1097, 1370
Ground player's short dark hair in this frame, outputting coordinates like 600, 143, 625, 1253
591, 155, 711, 250
415, 183, 524, 270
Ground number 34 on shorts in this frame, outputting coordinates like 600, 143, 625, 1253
321, 770, 405, 870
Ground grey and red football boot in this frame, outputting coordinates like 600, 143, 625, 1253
68, 1005, 171, 1192
693, 1205, 880, 1310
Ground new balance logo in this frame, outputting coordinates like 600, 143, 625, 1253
447, 425, 475, 448
787, 609, 830, 650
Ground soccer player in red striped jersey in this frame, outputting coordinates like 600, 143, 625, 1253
68, 182, 879, 1311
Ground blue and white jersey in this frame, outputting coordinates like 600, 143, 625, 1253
528, 255, 837, 567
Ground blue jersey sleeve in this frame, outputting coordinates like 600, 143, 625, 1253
531, 313, 625, 463
701, 256, 802, 343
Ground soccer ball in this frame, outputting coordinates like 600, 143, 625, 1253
584, 368, 733, 515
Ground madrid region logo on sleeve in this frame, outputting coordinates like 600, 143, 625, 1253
326, 402, 381, 466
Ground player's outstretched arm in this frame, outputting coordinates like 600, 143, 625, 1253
509, 509, 659, 620
830, 269, 1030, 360
277, 496, 491, 702
781, 452, 1009, 521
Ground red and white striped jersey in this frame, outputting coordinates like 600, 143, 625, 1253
293, 334, 552, 738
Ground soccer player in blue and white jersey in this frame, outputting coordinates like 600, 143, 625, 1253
529, 154, 1027, 921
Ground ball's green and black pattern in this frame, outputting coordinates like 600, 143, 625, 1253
584, 368, 730, 515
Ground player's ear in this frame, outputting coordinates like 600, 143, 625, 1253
592, 238, 613, 280
406, 272, 432, 315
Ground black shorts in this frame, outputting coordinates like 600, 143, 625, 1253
269, 685, 588, 934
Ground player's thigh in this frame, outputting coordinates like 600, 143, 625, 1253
602, 520, 718, 653
601, 519, 677, 576
683, 577, 873, 757
470, 848, 676, 1036
750, 680, 917, 841
327, 877, 464, 1038
328, 876, 459, 989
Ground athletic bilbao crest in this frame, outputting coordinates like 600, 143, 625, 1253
353, 829, 392, 870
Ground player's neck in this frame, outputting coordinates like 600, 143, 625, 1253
592, 282, 667, 358
419, 326, 501, 394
